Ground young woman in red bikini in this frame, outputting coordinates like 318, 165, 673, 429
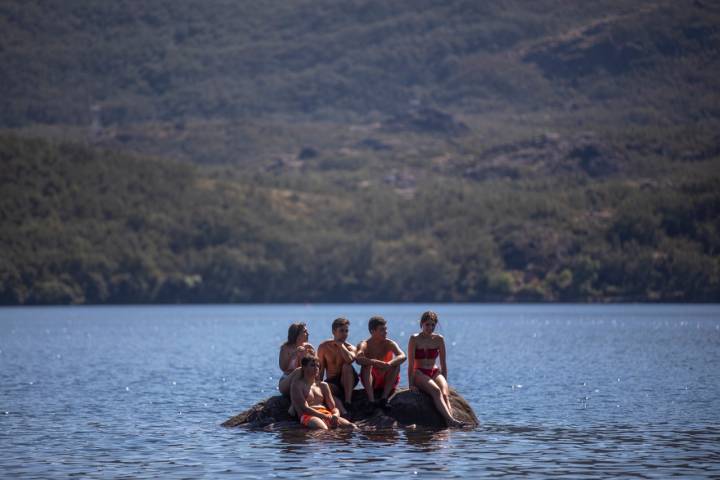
407, 311, 464, 428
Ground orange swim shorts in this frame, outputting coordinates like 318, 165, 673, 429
300, 406, 333, 427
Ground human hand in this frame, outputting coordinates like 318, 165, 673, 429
330, 415, 339, 427
376, 361, 390, 370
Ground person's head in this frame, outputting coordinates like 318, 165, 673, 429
301, 355, 320, 377
420, 311, 438, 335
332, 317, 350, 342
286, 322, 308, 346
368, 316, 387, 339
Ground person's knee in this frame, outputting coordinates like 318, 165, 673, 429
308, 418, 328, 430
427, 382, 442, 396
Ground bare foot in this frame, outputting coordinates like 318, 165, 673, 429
448, 418, 465, 428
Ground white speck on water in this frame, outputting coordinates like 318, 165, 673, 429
125, 386, 130, 391
222, 377, 226, 383
56, 354, 62, 359
451, 341, 456, 346
29, 381, 34, 385
617, 378, 621, 382
172, 381, 176, 385
400, 331, 405, 337
594, 389, 600, 393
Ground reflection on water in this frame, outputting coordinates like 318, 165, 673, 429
1, 304, 719, 478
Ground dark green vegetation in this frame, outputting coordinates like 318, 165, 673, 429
1, 1, 719, 303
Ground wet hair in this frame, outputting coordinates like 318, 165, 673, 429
301, 355, 319, 367
332, 317, 350, 332
420, 311, 438, 325
285, 322, 307, 346
368, 316, 386, 332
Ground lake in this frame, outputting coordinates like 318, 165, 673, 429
1, 304, 719, 478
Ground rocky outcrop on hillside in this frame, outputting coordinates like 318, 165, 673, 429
384, 108, 469, 136
523, 3, 720, 79
222, 388, 479, 430
462, 132, 621, 181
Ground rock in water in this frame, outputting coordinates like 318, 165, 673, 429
222, 388, 478, 429
388, 388, 479, 428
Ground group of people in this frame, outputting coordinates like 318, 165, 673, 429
277, 311, 465, 430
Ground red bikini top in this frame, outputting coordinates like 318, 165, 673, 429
415, 347, 439, 359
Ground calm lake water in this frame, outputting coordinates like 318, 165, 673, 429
1, 304, 719, 478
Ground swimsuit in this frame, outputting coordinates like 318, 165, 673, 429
417, 367, 440, 378
414, 347, 440, 378
414, 347, 439, 359
361, 351, 400, 391
300, 406, 333, 427
325, 367, 359, 400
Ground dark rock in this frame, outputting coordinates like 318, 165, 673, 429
222, 387, 479, 429
388, 388, 479, 428
298, 147, 318, 160
384, 108, 469, 136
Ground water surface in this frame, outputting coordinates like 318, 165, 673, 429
1, 304, 719, 478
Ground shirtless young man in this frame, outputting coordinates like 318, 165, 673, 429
356, 316, 406, 406
290, 355, 356, 430
318, 317, 359, 409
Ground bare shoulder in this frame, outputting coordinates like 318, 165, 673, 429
318, 340, 333, 351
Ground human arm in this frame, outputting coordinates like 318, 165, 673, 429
439, 335, 448, 379
355, 341, 389, 369
279, 345, 292, 373
337, 341, 356, 364
317, 343, 327, 381
407, 335, 417, 390
388, 340, 406, 367
321, 382, 340, 427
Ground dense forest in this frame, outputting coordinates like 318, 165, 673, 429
1, 1, 719, 303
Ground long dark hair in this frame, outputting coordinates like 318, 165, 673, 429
285, 322, 307, 346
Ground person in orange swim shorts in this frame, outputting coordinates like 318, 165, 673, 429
356, 316, 406, 407
290, 355, 357, 430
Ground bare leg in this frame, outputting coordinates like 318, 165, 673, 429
278, 368, 302, 396
333, 394, 347, 416
414, 371, 463, 427
341, 363, 355, 405
305, 417, 329, 430
337, 416, 358, 429
360, 366, 375, 402
434, 374, 453, 416
380, 365, 400, 400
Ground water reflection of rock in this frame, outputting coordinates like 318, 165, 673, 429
222, 388, 479, 430
405, 427, 451, 451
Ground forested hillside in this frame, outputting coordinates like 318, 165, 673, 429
1, 1, 719, 303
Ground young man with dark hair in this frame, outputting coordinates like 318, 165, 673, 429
318, 317, 359, 409
356, 316, 406, 406
290, 355, 356, 430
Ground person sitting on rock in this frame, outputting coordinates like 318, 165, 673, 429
356, 316, 406, 407
278, 322, 315, 397
407, 311, 464, 428
318, 317, 359, 412
291, 355, 357, 430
